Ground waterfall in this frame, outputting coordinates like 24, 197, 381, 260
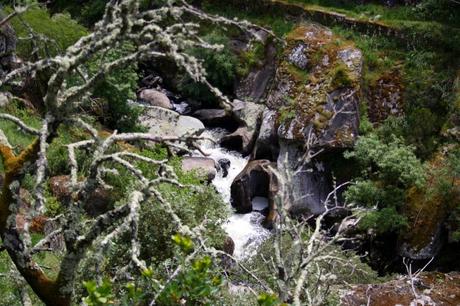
198, 129, 271, 260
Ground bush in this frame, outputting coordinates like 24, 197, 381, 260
177, 31, 239, 106
87, 44, 142, 132
345, 129, 426, 233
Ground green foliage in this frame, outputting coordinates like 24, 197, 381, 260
360, 207, 408, 234
346, 133, 425, 188
178, 31, 239, 106
257, 293, 284, 306
7, 6, 88, 59
156, 256, 224, 305
345, 127, 426, 233
88, 44, 142, 132
0, 99, 40, 160
83, 279, 115, 306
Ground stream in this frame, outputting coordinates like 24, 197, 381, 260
198, 129, 272, 260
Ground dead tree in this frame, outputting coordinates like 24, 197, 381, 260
0, 1, 272, 305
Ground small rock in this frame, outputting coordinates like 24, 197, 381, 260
288, 43, 309, 70
218, 158, 231, 178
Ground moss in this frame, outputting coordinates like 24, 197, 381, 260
329, 63, 355, 90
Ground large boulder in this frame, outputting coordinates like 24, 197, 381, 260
220, 100, 265, 155
139, 89, 173, 109
193, 108, 237, 129
230, 160, 278, 223
181, 157, 217, 181
277, 141, 332, 215
266, 23, 362, 216
139, 106, 205, 139
269, 24, 362, 150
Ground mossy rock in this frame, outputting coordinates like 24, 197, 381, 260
267, 23, 362, 149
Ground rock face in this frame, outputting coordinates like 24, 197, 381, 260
181, 157, 217, 181
220, 100, 265, 155
230, 160, 278, 217
367, 70, 404, 123
252, 109, 279, 160
139, 89, 173, 109
236, 41, 277, 103
266, 23, 362, 215
139, 106, 205, 139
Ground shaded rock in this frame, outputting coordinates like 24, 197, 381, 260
236, 41, 277, 103
252, 109, 279, 160
0, 13, 20, 75
139, 89, 173, 109
193, 109, 237, 129
397, 149, 460, 260
218, 158, 231, 178
181, 157, 217, 181
341, 272, 460, 306
49, 175, 113, 217
277, 141, 332, 215
230, 160, 278, 224
139, 106, 205, 139
221, 100, 265, 154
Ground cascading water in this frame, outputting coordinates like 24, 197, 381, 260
198, 129, 272, 260
134, 99, 271, 259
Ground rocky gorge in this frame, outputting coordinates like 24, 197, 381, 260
0, 0, 458, 304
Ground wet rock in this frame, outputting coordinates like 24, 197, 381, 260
252, 109, 279, 160
230, 160, 278, 218
139, 106, 205, 139
221, 100, 265, 154
181, 157, 217, 181
218, 158, 231, 178
223, 236, 235, 255
139, 89, 173, 109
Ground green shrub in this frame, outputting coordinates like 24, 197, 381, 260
178, 31, 239, 106
345, 130, 426, 233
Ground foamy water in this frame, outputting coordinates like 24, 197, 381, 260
198, 129, 271, 260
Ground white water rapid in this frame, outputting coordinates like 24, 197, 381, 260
198, 129, 272, 260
